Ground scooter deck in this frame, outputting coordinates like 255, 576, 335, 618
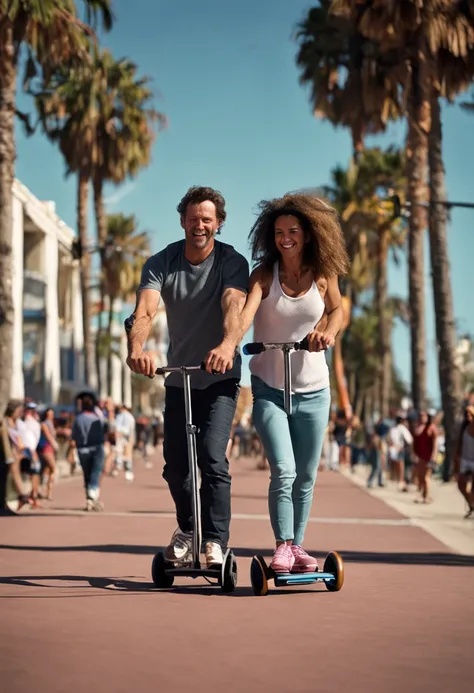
273, 571, 336, 586
164, 566, 221, 579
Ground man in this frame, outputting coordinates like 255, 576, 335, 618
125, 186, 249, 569
72, 392, 107, 511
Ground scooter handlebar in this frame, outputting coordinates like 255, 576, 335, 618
243, 337, 309, 355
154, 361, 233, 376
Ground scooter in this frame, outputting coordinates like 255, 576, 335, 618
243, 338, 344, 596
150, 363, 237, 592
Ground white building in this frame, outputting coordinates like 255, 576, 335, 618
11, 179, 84, 404
455, 335, 474, 395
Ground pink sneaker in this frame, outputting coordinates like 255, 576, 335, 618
291, 546, 318, 573
270, 544, 295, 574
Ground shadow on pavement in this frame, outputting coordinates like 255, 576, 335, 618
1, 544, 474, 566
0, 574, 320, 598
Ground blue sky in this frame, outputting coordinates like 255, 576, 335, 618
14, 0, 474, 405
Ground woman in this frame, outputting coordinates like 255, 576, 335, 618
454, 405, 474, 518
4, 400, 30, 510
38, 408, 58, 500
413, 410, 437, 504
241, 194, 349, 573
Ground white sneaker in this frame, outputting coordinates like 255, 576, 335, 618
165, 527, 193, 563
205, 541, 223, 569
124, 471, 134, 482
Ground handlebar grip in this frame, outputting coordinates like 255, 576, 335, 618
201, 362, 226, 375
297, 336, 310, 351
243, 342, 265, 355
155, 368, 165, 376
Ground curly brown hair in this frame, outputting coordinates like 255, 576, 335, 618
177, 186, 227, 225
248, 193, 350, 278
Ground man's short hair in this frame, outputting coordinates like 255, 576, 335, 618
177, 186, 227, 225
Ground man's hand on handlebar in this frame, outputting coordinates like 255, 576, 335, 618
126, 351, 157, 378
204, 340, 235, 374
306, 328, 336, 352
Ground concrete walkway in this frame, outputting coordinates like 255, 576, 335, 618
343, 464, 474, 556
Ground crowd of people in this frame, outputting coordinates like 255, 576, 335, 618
228, 403, 474, 519
1, 394, 162, 512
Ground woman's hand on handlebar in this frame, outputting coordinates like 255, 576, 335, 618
204, 341, 235, 374
126, 351, 156, 377
306, 328, 336, 352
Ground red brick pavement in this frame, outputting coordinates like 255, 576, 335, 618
0, 452, 472, 693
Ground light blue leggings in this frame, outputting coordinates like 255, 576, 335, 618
251, 376, 330, 547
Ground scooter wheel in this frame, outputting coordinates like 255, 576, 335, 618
250, 556, 269, 596
221, 550, 237, 592
323, 551, 344, 592
151, 552, 174, 588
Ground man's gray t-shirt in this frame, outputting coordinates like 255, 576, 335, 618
138, 240, 249, 389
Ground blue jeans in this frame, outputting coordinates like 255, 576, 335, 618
78, 446, 105, 500
251, 376, 330, 546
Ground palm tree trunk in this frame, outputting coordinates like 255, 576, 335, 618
355, 391, 364, 421
406, 55, 430, 412
351, 124, 365, 163
0, 26, 16, 416
78, 174, 94, 386
95, 281, 105, 396
375, 230, 391, 418
106, 295, 114, 397
428, 92, 462, 479
93, 175, 107, 245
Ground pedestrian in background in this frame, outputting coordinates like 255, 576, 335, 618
72, 392, 107, 512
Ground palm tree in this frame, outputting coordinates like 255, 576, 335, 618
324, 147, 406, 417
352, 148, 406, 417
35, 49, 164, 388
428, 15, 474, 476
34, 59, 104, 387
344, 298, 409, 420
295, 0, 402, 160
89, 50, 165, 248
0, 1, 112, 413
328, 0, 429, 412
330, 0, 474, 468
101, 213, 150, 396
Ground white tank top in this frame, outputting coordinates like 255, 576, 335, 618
249, 262, 329, 393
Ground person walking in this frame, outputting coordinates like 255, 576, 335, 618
454, 405, 474, 518
72, 392, 107, 512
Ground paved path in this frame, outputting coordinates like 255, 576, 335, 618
1, 452, 473, 693
343, 464, 474, 555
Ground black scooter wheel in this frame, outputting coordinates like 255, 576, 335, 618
324, 551, 344, 592
221, 551, 238, 592
250, 556, 269, 596
151, 552, 174, 588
